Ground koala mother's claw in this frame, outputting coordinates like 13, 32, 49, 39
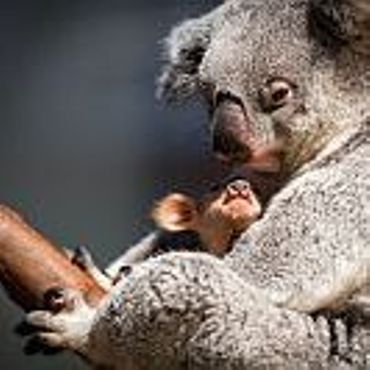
20, 288, 97, 355
43, 286, 68, 312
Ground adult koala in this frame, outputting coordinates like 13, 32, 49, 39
21, 0, 370, 369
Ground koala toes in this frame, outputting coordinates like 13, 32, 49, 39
16, 287, 96, 356
18, 310, 70, 355
43, 286, 86, 312
43, 286, 69, 312
25, 310, 66, 332
23, 334, 64, 356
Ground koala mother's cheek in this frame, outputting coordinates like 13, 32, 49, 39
245, 142, 285, 174
276, 112, 338, 174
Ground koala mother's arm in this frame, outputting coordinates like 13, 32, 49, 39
74, 253, 330, 369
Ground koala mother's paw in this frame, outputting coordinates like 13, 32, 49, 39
16, 287, 96, 356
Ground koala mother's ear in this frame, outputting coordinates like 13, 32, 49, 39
157, 11, 216, 102
311, 0, 370, 55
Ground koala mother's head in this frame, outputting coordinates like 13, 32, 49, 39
159, 0, 370, 179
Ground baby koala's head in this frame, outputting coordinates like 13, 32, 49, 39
152, 179, 261, 256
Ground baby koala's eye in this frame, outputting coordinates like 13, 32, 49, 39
260, 78, 295, 112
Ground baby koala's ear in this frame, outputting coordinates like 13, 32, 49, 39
152, 193, 199, 232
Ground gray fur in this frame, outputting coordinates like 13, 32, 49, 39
24, 0, 370, 369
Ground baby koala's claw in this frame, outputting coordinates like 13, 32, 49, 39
18, 287, 96, 356
23, 334, 63, 356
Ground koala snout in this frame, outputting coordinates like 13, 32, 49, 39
211, 92, 253, 164
227, 179, 251, 197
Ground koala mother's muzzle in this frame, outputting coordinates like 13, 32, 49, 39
211, 91, 282, 173
212, 92, 253, 164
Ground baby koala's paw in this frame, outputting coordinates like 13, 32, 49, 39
17, 287, 96, 356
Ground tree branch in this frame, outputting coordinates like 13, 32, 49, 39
0, 204, 106, 311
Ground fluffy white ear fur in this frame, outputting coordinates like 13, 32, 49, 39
156, 10, 216, 101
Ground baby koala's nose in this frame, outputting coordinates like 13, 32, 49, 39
226, 179, 251, 198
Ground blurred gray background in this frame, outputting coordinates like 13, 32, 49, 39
0, 0, 222, 368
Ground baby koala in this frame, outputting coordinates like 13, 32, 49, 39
74, 179, 261, 290
152, 178, 261, 256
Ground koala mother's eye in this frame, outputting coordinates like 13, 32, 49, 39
260, 78, 295, 112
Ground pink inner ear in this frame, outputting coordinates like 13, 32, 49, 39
152, 193, 198, 231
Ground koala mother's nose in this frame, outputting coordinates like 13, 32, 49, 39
211, 91, 252, 163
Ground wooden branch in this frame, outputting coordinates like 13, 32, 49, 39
0, 204, 106, 311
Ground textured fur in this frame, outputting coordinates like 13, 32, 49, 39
24, 0, 370, 369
